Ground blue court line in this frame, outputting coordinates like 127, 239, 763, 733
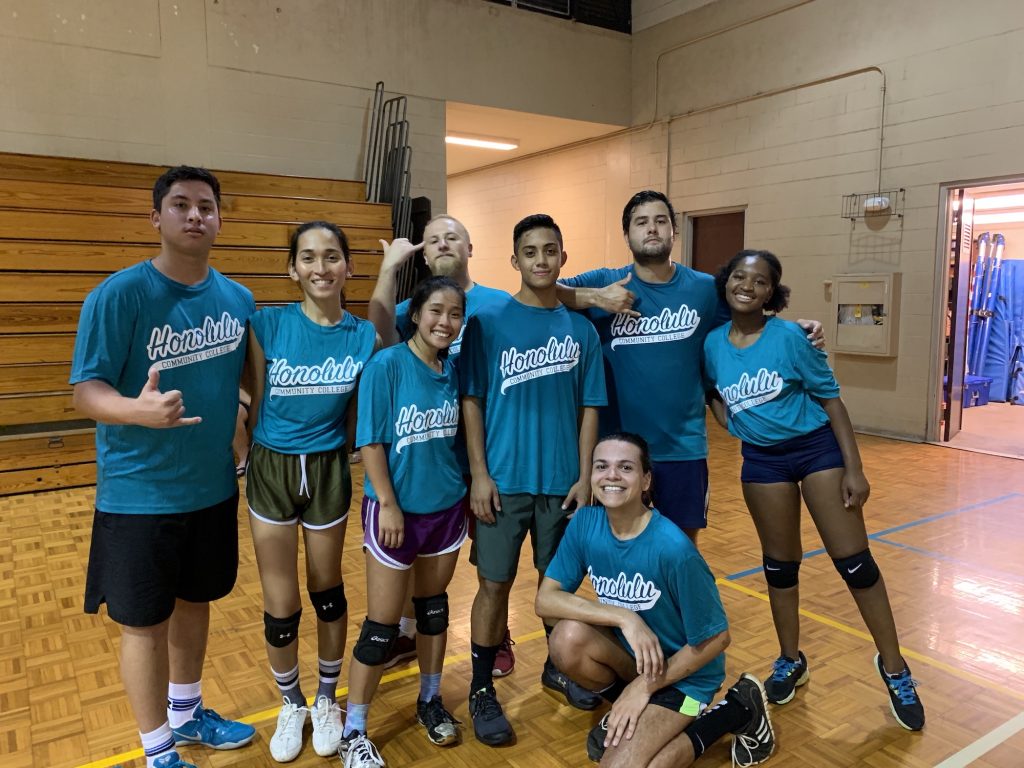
724, 493, 1022, 581
873, 536, 1024, 586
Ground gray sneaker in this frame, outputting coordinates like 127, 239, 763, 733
468, 686, 514, 746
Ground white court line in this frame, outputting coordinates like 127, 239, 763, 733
933, 710, 1024, 767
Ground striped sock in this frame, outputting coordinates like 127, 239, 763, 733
316, 657, 342, 702
272, 663, 305, 706
140, 722, 176, 767
167, 681, 202, 728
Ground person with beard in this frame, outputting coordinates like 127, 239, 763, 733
557, 191, 822, 545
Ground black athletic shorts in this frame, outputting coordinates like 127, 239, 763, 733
84, 492, 240, 627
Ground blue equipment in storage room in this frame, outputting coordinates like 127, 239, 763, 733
980, 259, 1024, 404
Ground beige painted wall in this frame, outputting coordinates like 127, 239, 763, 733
973, 226, 1024, 260
638, 0, 1024, 439
448, 0, 1024, 440
447, 132, 637, 292
0, 0, 631, 212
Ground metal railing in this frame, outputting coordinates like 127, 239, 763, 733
364, 81, 417, 300
364, 82, 413, 240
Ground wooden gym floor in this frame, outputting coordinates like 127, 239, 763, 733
2, 426, 1023, 768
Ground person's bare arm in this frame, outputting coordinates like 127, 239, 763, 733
556, 275, 640, 317
361, 443, 405, 548
562, 406, 598, 514
536, 576, 664, 678
367, 239, 425, 347
73, 369, 202, 428
245, 326, 267, 443
820, 396, 870, 508
604, 629, 731, 749
463, 395, 501, 523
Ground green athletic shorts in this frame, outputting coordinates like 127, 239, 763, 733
245, 443, 352, 529
471, 493, 569, 583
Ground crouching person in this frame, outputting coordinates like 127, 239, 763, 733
535, 432, 776, 767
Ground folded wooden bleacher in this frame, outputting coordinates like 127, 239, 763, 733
0, 152, 390, 496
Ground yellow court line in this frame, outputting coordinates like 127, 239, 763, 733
717, 578, 1024, 703
76, 578, 1024, 768
74, 629, 548, 768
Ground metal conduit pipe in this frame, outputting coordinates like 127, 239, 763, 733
448, 0, 818, 181
448, 65, 886, 205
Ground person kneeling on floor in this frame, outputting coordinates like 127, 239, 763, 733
535, 432, 776, 767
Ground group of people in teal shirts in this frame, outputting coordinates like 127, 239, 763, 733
71, 169, 924, 768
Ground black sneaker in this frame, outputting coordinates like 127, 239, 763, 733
764, 651, 809, 705
416, 695, 461, 746
468, 686, 514, 746
875, 653, 925, 731
541, 660, 602, 711
585, 712, 609, 763
728, 673, 776, 767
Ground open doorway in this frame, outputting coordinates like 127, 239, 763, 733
932, 179, 1024, 458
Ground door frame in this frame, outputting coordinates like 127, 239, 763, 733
929, 173, 1024, 443
683, 205, 747, 269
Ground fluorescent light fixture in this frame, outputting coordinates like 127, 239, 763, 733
973, 194, 1024, 211
973, 212, 1024, 224
445, 133, 519, 150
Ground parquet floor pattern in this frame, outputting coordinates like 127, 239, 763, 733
2, 426, 1023, 767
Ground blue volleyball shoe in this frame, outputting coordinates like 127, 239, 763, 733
172, 706, 256, 749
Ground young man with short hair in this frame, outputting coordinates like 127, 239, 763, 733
460, 214, 607, 745
71, 166, 256, 768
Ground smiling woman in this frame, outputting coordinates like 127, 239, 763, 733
243, 219, 378, 762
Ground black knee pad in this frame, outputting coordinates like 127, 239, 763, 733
763, 556, 801, 589
309, 583, 347, 623
353, 618, 399, 666
264, 609, 301, 648
833, 548, 880, 589
412, 592, 449, 636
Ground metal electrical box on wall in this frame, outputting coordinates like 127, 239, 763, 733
831, 273, 901, 356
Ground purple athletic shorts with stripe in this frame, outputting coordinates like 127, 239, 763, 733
361, 496, 468, 570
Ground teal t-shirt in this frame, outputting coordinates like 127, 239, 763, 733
398, 282, 510, 474
703, 317, 840, 446
355, 344, 464, 514
561, 265, 725, 461
251, 303, 376, 454
545, 506, 728, 703
460, 298, 607, 496
70, 260, 255, 514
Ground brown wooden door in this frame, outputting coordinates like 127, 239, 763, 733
691, 211, 744, 275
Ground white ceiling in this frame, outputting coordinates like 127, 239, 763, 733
446, 101, 625, 176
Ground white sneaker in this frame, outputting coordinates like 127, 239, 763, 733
311, 695, 344, 756
342, 733, 385, 767
269, 699, 309, 762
